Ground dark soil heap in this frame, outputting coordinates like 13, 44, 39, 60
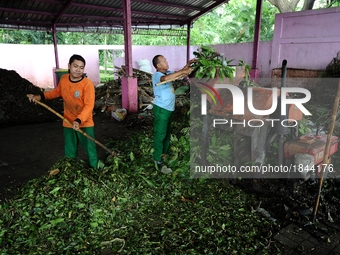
311, 52, 340, 107
0, 68, 63, 127
325, 51, 340, 78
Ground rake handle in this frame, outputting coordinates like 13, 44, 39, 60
156, 74, 184, 86
27, 94, 114, 156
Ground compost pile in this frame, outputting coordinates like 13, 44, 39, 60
311, 51, 340, 107
0, 68, 63, 127
325, 51, 340, 78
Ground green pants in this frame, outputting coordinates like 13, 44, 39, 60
64, 127, 98, 169
153, 104, 173, 161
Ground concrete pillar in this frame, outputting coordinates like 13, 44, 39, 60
121, 76, 138, 112
122, 0, 138, 113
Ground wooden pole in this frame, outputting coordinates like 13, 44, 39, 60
27, 95, 115, 157
312, 79, 340, 223
156, 74, 184, 86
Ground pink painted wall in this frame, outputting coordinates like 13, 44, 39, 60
0, 7, 339, 89
114, 45, 196, 75
271, 7, 340, 70
0, 44, 115, 88
0, 44, 196, 89
0, 44, 56, 88
214, 41, 273, 78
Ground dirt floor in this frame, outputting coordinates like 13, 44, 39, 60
0, 110, 142, 202
1, 67, 340, 254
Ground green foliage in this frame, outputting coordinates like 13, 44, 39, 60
0, 109, 272, 254
190, 0, 279, 45
207, 131, 234, 165
0, 30, 53, 44
99, 49, 114, 67
191, 45, 235, 80
0, 0, 279, 46
324, 0, 340, 7
99, 72, 114, 83
0, 1, 336, 46
132, 33, 187, 46
57, 32, 124, 45
297, 118, 313, 136
238, 59, 260, 87
0, 30, 124, 45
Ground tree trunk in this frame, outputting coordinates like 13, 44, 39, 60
268, 0, 300, 13
302, 0, 316, 10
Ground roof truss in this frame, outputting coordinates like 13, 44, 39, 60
0, 0, 228, 34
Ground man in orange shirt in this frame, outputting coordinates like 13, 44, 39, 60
28, 54, 98, 169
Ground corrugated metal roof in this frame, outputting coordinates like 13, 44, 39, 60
0, 0, 228, 35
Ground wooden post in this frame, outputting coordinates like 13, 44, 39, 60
312, 79, 340, 222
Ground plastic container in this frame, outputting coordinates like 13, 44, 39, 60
112, 108, 127, 121
55, 69, 68, 84
137, 59, 152, 73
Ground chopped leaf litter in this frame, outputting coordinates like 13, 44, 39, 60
0, 125, 271, 254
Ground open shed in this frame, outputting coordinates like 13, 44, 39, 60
0, 0, 263, 112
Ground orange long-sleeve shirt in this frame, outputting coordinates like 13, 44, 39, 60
44, 74, 95, 128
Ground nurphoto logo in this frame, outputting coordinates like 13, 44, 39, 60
200, 84, 311, 128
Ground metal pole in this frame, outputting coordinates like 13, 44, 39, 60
187, 21, 191, 63
250, 0, 263, 79
52, 24, 59, 69
278, 59, 288, 166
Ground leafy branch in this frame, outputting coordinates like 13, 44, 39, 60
191, 45, 235, 81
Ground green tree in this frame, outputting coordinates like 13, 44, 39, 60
132, 0, 279, 45
269, 0, 308, 12
320, 0, 340, 7
0, 29, 53, 44
57, 32, 124, 45
268, 0, 340, 12
132, 32, 187, 45
190, 0, 279, 44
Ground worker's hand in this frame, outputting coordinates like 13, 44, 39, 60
186, 67, 194, 75
180, 64, 194, 76
189, 58, 198, 65
184, 58, 198, 68
72, 121, 80, 131
28, 94, 41, 103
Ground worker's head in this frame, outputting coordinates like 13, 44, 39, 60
69, 54, 86, 66
152, 55, 169, 71
68, 54, 86, 81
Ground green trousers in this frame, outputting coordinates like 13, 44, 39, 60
153, 104, 173, 161
63, 127, 98, 169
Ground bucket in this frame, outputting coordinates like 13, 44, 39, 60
111, 108, 127, 121
55, 69, 68, 84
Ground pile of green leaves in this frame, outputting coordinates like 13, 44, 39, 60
191, 45, 235, 81
0, 113, 272, 254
